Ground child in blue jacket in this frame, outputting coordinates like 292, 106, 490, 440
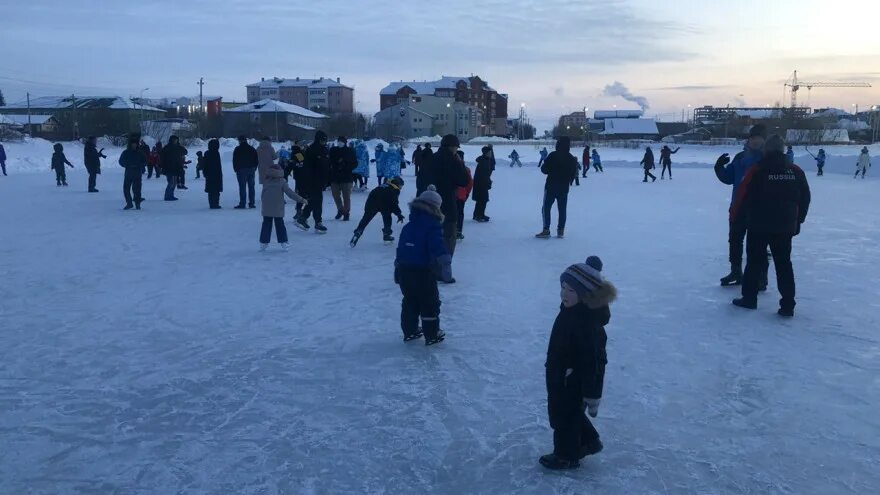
395, 186, 451, 346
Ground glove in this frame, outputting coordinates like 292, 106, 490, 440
397, 215, 405, 223
715, 154, 730, 167
584, 398, 601, 418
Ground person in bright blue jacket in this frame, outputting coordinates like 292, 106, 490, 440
353, 140, 370, 189
714, 124, 766, 286
372, 143, 386, 186
395, 186, 452, 345
786, 145, 794, 164
591, 149, 603, 172
538, 147, 549, 168
383, 143, 402, 180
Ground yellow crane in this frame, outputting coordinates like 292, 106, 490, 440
784, 70, 871, 108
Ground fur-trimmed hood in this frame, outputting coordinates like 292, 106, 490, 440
582, 279, 617, 309
409, 198, 444, 222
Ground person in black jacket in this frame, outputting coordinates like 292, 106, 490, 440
119, 138, 146, 210
329, 136, 357, 221
416, 143, 434, 195
295, 130, 330, 233
731, 135, 811, 317
536, 137, 578, 239
412, 144, 423, 176
51, 143, 74, 186
83, 136, 106, 192
202, 138, 223, 209
640, 146, 656, 182
232, 135, 258, 208
160, 135, 186, 201
424, 134, 470, 257
472, 146, 493, 222
658, 145, 680, 179
540, 261, 614, 470
289, 143, 307, 216
350, 177, 405, 247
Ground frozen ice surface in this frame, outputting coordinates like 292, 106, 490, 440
0, 142, 878, 493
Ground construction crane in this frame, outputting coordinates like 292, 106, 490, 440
784, 70, 871, 108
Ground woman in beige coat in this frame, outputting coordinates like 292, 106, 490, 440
257, 137, 307, 251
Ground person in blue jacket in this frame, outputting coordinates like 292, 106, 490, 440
538, 147, 549, 168
806, 148, 826, 176
372, 143, 387, 186
590, 149, 603, 172
383, 143, 403, 180
353, 140, 370, 189
394, 185, 452, 345
714, 124, 766, 286
786, 145, 794, 164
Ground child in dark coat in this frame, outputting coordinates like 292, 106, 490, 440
350, 177, 406, 247
51, 143, 74, 186
394, 186, 451, 345
541, 258, 617, 470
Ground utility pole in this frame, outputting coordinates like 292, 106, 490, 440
197, 77, 205, 137
26, 92, 31, 129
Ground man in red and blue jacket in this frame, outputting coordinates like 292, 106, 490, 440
714, 124, 766, 286
730, 135, 811, 317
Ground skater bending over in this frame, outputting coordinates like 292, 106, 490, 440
540, 259, 616, 470
350, 177, 405, 247
394, 186, 451, 345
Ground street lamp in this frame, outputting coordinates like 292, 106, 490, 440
139, 87, 149, 131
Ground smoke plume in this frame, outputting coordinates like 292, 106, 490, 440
602, 81, 650, 111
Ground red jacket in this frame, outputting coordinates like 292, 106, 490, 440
456, 167, 473, 201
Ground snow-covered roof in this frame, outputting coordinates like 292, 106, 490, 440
601, 118, 659, 135
247, 77, 351, 90
226, 99, 328, 119
594, 110, 643, 119
810, 108, 852, 118
380, 76, 495, 96
0, 114, 56, 125
733, 109, 781, 119
4, 96, 165, 112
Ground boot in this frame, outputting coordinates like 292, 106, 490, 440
535, 229, 551, 239
343, 212, 350, 221
720, 264, 742, 286
539, 454, 579, 470
350, 230, 363, 248
383, 233, 395, 243
314, 223, 328, 234
456, 232, 464, 241
778, 307, 794, 318
335, 211, 343, 220
557, 229, 565, 239
422, 318, 445, 346
732, 297, 757, 310
579, 438, 604, 459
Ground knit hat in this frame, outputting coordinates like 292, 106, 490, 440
440, 134, 460, 148
585, 255, 603, 272
418, 185, 442, 209
560, 263, 604, 299
389, 176, 405, 188
748, 124, 768, 139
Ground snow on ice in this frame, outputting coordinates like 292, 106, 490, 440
0, 139, 878, 493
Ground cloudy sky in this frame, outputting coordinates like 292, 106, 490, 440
1, 0, 878, 131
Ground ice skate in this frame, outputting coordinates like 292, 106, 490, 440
314, 223, 328, 234
350, 230, 363, 247
535, 229, 551, 239
539, 454, 579, 470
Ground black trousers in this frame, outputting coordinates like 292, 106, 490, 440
54, 168, 67, 185
571, 174, 580, 186
208, 192, 220, 208
123, 174, 142, 206
473, 199, 487, 220
456, 199, 466, 233
553, 405, 600, 461
728, 216, 748, 267
164, 173, 177, 200
398, 266, 441, 339
443, 218, 458, 256
742, 232, 795, 309
582, 163, 589, 177
300, 189, 324, 223
355, 203, 392, 236
542, 186, 568, 231
146, 164, 155, 178
260, 216, 288, 244
593, 163, 603, 172
177, 171, 186, 188
643, 169, 656, 181
661, 163, 672, 178
88, 171, 98, 191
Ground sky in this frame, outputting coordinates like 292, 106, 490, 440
1, 0, 879, 132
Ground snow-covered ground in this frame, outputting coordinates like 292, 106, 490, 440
1, 142, 878, 494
